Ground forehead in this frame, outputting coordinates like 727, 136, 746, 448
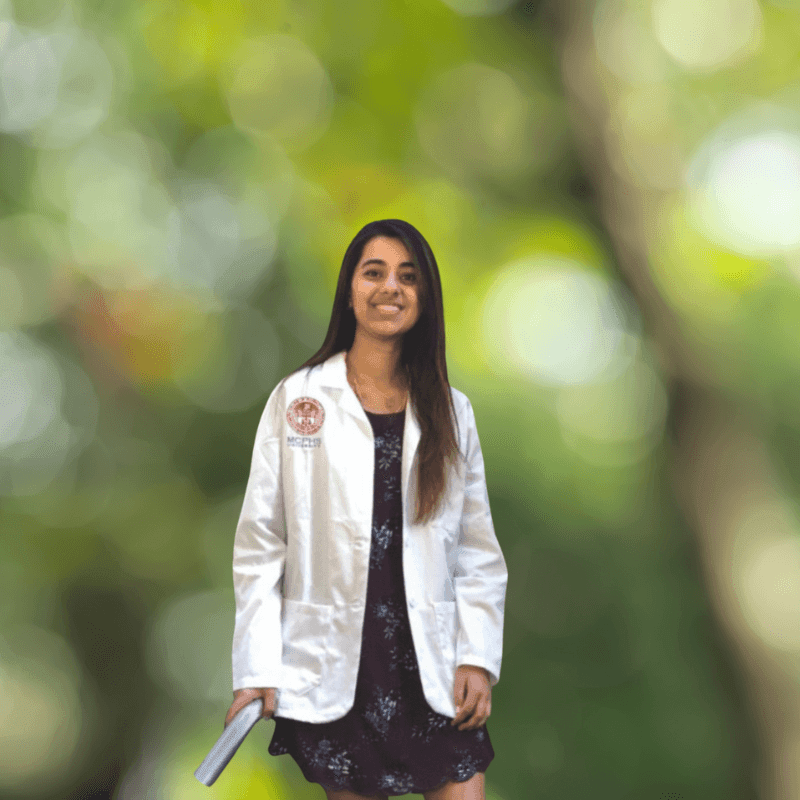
359, 235, 416, 266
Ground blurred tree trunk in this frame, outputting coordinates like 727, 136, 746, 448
547, 1, 800, 798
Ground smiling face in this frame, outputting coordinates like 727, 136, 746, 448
349, 236, 423, 342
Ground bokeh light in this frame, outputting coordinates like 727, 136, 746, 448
686, 106, 800, 257
222, 33, 335, 153
480, 257, 635, 386
0, 625, 87, 795
147, 589, 235, 703
414, 62, 564, 191
734, 500, 800, 652
594, 0, 671, 84
0, 330, 85, 496
436, 0, 516, 17
0, 5, 114, 149
652, 0, 763, 71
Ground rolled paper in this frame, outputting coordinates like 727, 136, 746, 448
194, 698, 264, 786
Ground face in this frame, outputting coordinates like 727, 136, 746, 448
349, 236, 422, 341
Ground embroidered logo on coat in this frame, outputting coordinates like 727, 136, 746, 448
287, 396, 325, 435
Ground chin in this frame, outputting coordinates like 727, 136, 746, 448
364, 325, 409, 339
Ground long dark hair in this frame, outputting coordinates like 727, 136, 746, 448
291, 219, 462, 525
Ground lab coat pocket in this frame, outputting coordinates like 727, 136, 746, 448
281, 598, 333, 696
433, 600, 457, 667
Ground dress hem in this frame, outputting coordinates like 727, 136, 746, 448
311, 760, 490, 797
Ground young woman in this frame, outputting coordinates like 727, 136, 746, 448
226, 219, 507, 799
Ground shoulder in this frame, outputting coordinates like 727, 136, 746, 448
447, 386, 478, 454
448, 385, 472, 418
259, 366, 309, 417
271, 361, 324, 399
280, 367, 311, 394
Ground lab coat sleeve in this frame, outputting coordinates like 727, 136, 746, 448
231, 381, 287, 691
454, 398, 508, 687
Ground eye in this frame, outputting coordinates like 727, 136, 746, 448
402, 273, 417, 282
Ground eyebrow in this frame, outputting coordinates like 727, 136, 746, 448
360, 258, 417, 269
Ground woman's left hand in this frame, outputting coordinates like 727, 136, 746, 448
451, 665, 491, 730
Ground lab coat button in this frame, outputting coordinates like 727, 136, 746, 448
409, 599, 416, 609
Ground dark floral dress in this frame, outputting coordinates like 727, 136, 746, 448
268, 407, 494, 796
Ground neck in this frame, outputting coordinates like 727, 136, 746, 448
347, 329, 405, 388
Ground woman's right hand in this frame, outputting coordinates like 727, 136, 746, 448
224, 687, 277, 728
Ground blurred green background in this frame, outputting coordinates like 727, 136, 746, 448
3, 0, 800, 797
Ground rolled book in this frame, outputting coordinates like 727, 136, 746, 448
194, 698, 264, 786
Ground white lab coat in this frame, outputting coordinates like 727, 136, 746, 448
232, 349, 507, 723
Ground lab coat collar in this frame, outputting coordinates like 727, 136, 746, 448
316, 350, 422, 520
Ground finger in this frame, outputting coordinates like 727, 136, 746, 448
457, 694, 488, 730
451, 699, 472, 725
454, 670, 467, 698
225, 702, 245, 727
470, 698, 490, 729
453, 686, 467, 715
453, 698, 479, 728
459, 707, 481, 729
452, 676, 481, 723
451, 693, 467, 724
226, 691, 258, 726
258, 693, 269, 717
451, 707, 467, 726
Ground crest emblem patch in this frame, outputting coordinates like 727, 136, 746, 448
287, 396, 325, 435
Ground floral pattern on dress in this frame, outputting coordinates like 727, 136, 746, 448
369, 519, 394, 569
364, 686, 401, 738
306, 738, 355, 782
452, 749, 483, 781
410, 707, 452, 744
388, 640, 418, 674
382, 472, 400, 503
372, 596, 403, 640
375, 428, 403, 470
378, 769, 416, 794
268, 408, 494, 796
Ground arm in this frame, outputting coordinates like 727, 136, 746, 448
231, 380, 287, 691
453, 398, 508, 687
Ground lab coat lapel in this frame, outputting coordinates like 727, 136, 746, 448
316, 350, 370, 434
317, 350, 421, 519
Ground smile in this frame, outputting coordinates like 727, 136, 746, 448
375, 304, 402, 312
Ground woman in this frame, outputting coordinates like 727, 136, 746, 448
226, 219, 507, 799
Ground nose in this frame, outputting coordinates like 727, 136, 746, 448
382, 270, 401, 291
